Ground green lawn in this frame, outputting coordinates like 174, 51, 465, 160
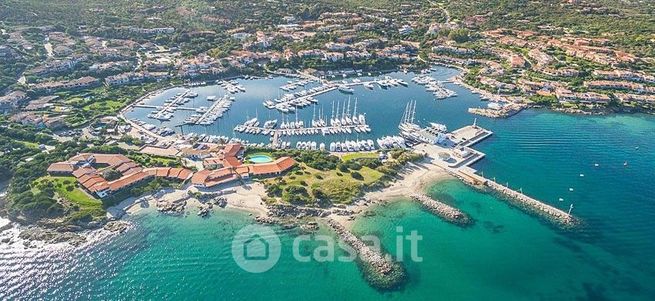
82, 100, 124, 114
265, 163, 384, 204
33, 176, 105, 220
128, 153, 181, 167
17, 140, 40, 149
341, 152, 378, 161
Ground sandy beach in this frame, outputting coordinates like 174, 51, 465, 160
107, 181, 270, 219
331, 158, 453, 228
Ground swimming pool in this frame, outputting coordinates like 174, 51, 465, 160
248, 154, 274, 163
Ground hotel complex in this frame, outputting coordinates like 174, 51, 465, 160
47, 143, 296, 198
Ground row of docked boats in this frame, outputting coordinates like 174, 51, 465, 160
148, 90, 198, 121
235, 98, 372, 136
280, 79, 316, 91
412, 75, 457, 99
295, 141, 325, 151
182, 132, 234, 144
184, 95, 234, 125
138, 121, 176, 137
234, 124, 371, 136
376, 76, 409, 88
265, 84, 334, 113
376, 136, 408, 149
328, 140, 375, 152
218, 80, 245, 94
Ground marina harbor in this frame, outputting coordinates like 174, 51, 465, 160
117, 66, 581, 228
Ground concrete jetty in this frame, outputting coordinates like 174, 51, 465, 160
410, 193, 473, 226
325, 218, 405, 290
416, 122, 578, 228
457, 168, 577, 227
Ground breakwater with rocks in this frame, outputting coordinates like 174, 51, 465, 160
325, 218, 406, 290
410, 193, 473, 226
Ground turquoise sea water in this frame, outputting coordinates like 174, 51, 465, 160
2, 68, 655, 300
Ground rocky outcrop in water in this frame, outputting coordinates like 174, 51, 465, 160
104, 221, 131, 233
156, 198, 187, 215
18, 228, 86, 246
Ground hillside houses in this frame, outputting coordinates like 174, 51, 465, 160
27, 55, 88, 77
105, 72, 169, 86
0, 91, 29, 113
31, 77, 100, 93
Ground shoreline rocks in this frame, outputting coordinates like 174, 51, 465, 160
104, 221, 131, 233
268, 204, 330, 218
18, 227, 87, 247
156, 197, 187, 215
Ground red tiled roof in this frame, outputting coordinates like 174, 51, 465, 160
222, 143, 242, 158
91, 154, 131, 167
115, 161, 139, 173
156, 168, 169, 177
247, 157, 296, 175
203, 157, 224, 167
169, 168, 183, 178
80, 175, 105, 191
72, 167, 96, 178
69, 153, 131, 167
191, 167, 238, 187
107, 171, 151, 191
235, 165, 250, 176
47, 162, 75, 173
91, 181, 109, 192
123, 167, 143, 176
223, 156, 242, 168
177, 169, 193, 180
191, 169, 212, 185
56, 153, 196, 196
143, 167, 194, 181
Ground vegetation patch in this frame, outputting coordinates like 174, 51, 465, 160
32, 176, 105, 223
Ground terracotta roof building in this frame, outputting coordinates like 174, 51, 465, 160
46, 162, 75, 175
47, 153, 193, 198
247, 157, 296, 176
